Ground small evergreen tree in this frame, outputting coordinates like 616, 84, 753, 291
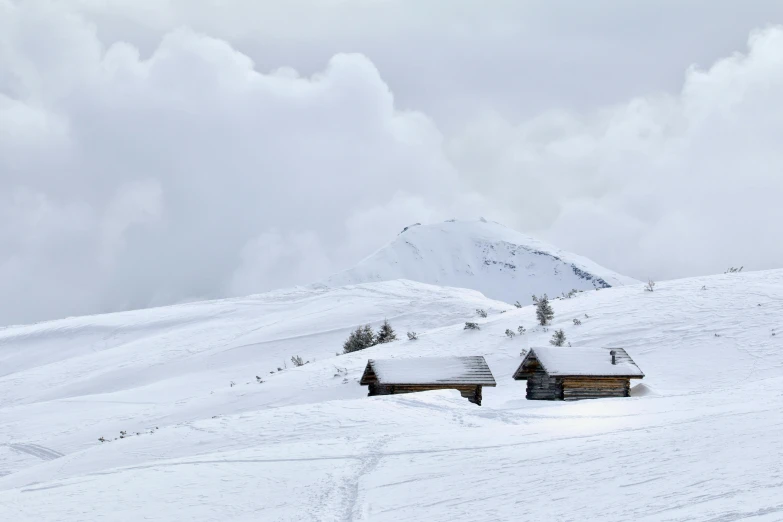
514, 301, 522, 308
533, 294, 554, 326
407, 331, 418, 341
518, 325, 526, 334
360, 324, 375, 347
464, 322, 480, 330
343, 324, 376, 354
476, 309, 488, 318
375, 319, 397, 344
505, 329, 515, 338
550, 329, 566, 346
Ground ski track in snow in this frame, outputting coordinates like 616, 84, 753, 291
0, 269, 782, 520
3, 444, 63, 461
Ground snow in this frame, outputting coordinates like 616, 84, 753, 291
0, 280, 509, 478
524, 346, 644, 377
1, 268, 782, 520
364, 356, 496, 385
325, 219, 640, 305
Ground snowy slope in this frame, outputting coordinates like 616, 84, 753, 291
325, 219, 639, 304
0, 280, 509, 478
2, 270, 783, 521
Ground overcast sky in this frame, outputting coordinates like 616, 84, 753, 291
2, 0, 783, 325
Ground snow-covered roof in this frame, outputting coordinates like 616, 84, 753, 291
514, 347, 644, 378
360, 356, 496, 386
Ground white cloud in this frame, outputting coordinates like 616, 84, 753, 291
1, 1, 783, 324
448, 27, 783, 280
58, 0, 783, 129
101, 179, 163, 260
228, 229, 333, 296
0, 2, 476, 324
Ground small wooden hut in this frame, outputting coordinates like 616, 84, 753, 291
360, 356, 496, 405
513, 347, 644, 400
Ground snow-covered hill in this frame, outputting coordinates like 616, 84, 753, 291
0, 280, 508, 478
326, 219, 639, 304
2, 270, 783, 520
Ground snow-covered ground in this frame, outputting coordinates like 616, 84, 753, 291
0, 280, 507, 478
2, 269, 783, 520
326, 219, 640, 304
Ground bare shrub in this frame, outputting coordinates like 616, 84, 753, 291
291, 355, 308, 367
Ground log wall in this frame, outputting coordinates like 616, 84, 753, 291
526, 369, 560, 400
560, 377, 630, 401
526, 375, 632, 401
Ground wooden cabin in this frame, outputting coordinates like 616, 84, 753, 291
513, 347, 644, 401
360, 356, 496, 405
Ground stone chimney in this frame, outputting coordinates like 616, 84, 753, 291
610, 350, 617, 365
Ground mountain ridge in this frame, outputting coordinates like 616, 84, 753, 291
326, 219, 638, 303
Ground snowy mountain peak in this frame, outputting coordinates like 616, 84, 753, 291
327, 219, 638, 303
